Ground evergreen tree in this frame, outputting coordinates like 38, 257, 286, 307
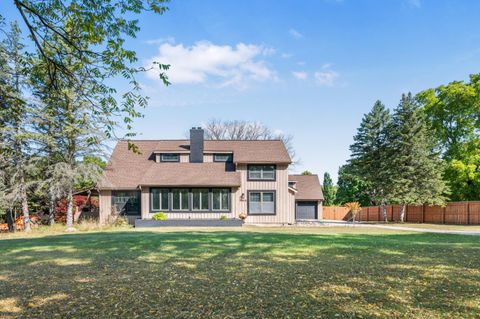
349, 100, 392, 221
0, 22, 34, 231
387, 93, 448, 222
322, 172, 337, 206
336, 164, 372, 206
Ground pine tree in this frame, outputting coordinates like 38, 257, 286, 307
336, 164, 372, 206
387, 93, 449, 222
322, 172, 337, 206
0, 22, 34, 231
349, 100, 392, 221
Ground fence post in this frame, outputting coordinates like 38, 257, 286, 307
443, 206, 446, 224
422, 204, 425, 223
467, 201, 470, 225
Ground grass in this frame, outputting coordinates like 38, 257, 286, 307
1, 227, 480, 318
377, 223, 480, 232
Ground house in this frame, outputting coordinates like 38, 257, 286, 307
97, 127, 324, 225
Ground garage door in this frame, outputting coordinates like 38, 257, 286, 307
296, 201, 317, 220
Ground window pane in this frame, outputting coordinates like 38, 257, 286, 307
161, 154, 179, 162
262, 202, 275, 213
201, 190, 209, 210
250, 203, 261, 214
161, 190, 169, 210
172, 189, 180, 210
152, 189, 160, 210
262, 192, 274, 202
112, 191, 140, 215
180, 189, 189, 210
221, 189, 229, 210
212, 191, 220, 210
192, 190, 200, 210
262, 171, 275, 180
250, 192, 261, 202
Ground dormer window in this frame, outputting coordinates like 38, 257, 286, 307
213, 153, 233, 162
160, 153, 180, 162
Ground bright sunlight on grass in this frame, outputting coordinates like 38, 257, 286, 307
1, 227, 479, 318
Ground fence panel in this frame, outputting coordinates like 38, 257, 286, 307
322, 201, 480, 224
469, 202, 480, 224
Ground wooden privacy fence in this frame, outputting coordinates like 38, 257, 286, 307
322, 201, 480, 225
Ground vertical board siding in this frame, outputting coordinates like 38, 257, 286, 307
203, 154, 213, 162
180, 154, 189, 162
323, 201, 480, 224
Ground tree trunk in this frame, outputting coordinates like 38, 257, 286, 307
399, 204, 406, 223
66, 188, 74, 228
19, 174, 31, 232
6, 208, 14, 232
381, 199, 387, 223
48, 197, 56, 226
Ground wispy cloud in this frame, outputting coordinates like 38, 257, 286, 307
289, 28, 303, 39
292, 71, 308, 80
406, 0, 421, 8
145, 41, 276, 89
314, 70, 339, 86
145, 36, 175, 45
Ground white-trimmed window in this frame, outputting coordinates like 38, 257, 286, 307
172, 188, 189, 210
248, 191, 275, 215
214, 153, 233, 162
161, 153, 180, 162
212, 188, 229, 211
192, 188, 209, 210
247, 165, 276, 180
151, 188, 169, 211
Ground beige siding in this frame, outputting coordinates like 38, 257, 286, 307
203, 154, 213, 162
180, 154, 190, 162
234, 164, 295, 224
130, 165, 295, 224
99, 190, 112, 224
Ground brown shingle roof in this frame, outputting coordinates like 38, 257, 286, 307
288, 175, 324, 201
98, 140, 290, 189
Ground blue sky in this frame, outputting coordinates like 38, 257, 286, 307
4, 0, 480, 182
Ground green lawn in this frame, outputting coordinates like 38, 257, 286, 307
1, 227, 480, 318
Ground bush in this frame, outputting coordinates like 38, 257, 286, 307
220, 215, 227, 220
112, 216, 130, 227
238, 212, 247, 220
152, 212, 167, 220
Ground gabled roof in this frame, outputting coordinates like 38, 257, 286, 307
288, 174, 324, 201
97, 140, 290, 189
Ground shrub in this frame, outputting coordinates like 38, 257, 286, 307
220, 215, 227, 220
112, 216, 130, 227
238, 212, 247, 221
152, 212, 167, 220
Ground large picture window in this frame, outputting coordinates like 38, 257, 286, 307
212, 188, 229, 211
248, 191, 275, 215
112, 191, 140, 215
172, 188, 189, 210
151, 188, 169, 211
247, 165, 276, 181
192, 188, 209, 210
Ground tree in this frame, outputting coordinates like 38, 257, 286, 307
336, 164, 372, 206
417, 74, 480, 200
348, 100, 392, 221
0, 22, 34, 231
203, 119, 298, 163
387, 93, 448, 222
322, 172, 337, 206
301, 170, 313, 175
11, 0, 171, 144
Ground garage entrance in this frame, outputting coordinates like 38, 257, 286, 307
296, 201, 317, 220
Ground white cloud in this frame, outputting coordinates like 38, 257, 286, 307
314, 70, 339, 86
289, 28, 303, 39
292, 71, 308, 80
407, 0, 421, 8
145, 41, 276, 88
145, 36, 175, 45
281, 53, 293, 59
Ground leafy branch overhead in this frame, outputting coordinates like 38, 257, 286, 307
12, 0, 171, 137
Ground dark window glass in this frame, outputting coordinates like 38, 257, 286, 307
172, 188, 189, 210
192, 188, 209, 210
248, 165, 276, 180
112, 191, 140, 215
214, 154, 233, 162
248, 191, 275, 215
212, 189, 229, 210
161, 153, 180, 162
151, 188, 169, 211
